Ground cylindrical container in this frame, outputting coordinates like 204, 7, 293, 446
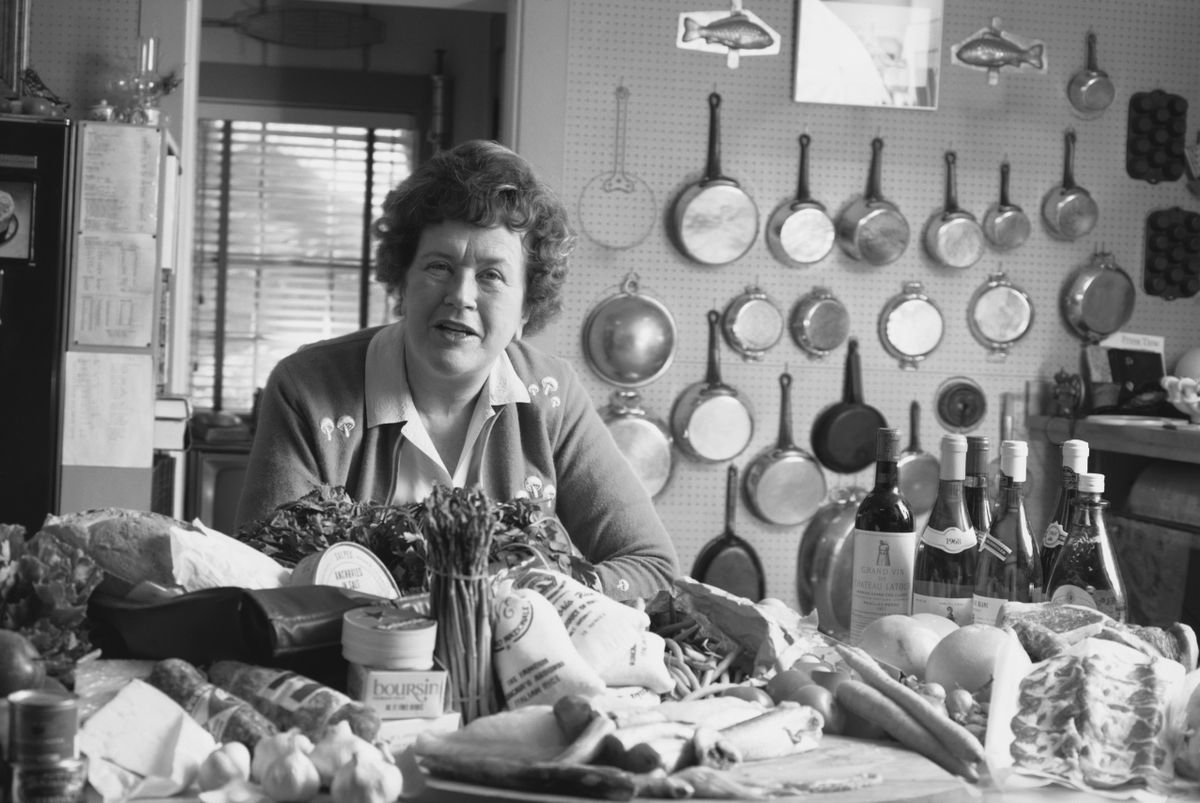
7, 690, 78, 765
10, 758, 89, 803
343, 607, 437, 670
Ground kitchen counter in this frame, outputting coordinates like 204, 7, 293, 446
1029, 414, 1200, 466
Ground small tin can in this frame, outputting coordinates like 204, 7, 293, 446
10, 758, 89, 803
6, 690, 78, 765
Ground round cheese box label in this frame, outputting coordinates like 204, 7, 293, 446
291, 542, 401, 599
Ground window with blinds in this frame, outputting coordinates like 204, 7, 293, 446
190, 120, 415, 412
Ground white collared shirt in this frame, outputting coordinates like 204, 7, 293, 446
363, 323, 530, 504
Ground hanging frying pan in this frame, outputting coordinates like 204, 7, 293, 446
1042, 129, 1098, 240
810, 337, 887, 474
671, 92, 759, 266
743, 371, 827, 526
766, 133, 835, 267
692, 463, 765, 602
923, 150, 985, 269
982, 160, 1031, 251
1060, 247, 1135, 342
721, 284, 783, 362
578, 85, 657, 250
896, 400, 939, 516
835, 136, 910, 266
601, 390, 674, 498
670, 309, 754, 463
1067, 31, 1115, 118
581, 273, 677, 388
789, 287, 850, 359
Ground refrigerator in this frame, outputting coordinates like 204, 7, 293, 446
1, 116, 171, 533
0, 116, 74, 533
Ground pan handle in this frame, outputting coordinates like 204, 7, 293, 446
777, 371, 795, 448
998, 161, 1013, 207
723, 463, 738, 536
795, 134, 814, 203
1085, 30, 1100, 72
1061, 129, 1078, 190
704, 92, 725, 183
943, 151, 961, 213
865, 137, 885, 201
908, 400, 922, 452
843, 337, 865, 404
704, 308, 725, 386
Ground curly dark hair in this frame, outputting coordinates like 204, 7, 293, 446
373, 140, 575, 336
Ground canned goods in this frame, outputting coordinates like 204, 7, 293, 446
6, 690, 77, 765
10, 758, 88, 803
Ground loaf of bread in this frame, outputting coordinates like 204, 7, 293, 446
40, 508, 180, 596
39, 508, 289, 598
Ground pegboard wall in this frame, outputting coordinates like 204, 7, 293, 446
549, 0, 1200, 609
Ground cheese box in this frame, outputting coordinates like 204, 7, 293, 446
346, 659, 451, 720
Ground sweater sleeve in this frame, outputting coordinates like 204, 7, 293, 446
548, 361, 681, 601
235, 358, 327, 529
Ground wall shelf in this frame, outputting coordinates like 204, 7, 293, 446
1029, 415, 1200, 466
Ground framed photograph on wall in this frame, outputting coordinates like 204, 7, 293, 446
793, 0, 944, 109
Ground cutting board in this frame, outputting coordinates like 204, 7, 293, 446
418, 735, 971, 802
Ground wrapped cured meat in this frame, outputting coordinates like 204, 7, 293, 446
148, 658, 278, 749
208, 660, 380, 742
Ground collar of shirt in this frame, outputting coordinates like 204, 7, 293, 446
363, 323, 530, 501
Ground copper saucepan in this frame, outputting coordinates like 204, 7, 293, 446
982, 160, 1031, 251
766, 133, 835, 267
670, 92, 758, 266
1042, 129, 1098, 241
923, 150, 985, 269
836, 136, 910, 266
670, 309, 754, 463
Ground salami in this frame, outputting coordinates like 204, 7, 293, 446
147, 658, 278, 749
207, 660, 380, 742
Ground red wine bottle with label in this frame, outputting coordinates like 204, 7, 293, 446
964, 436, 992, 539
973, 440, 1042, 625
1040, 439, 1088, 591
850, 428, 915, 642
912, 434, 976, 625
1045, 472, 1127, 622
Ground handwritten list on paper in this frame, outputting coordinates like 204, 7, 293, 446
72, 233, 157, 347
78, 123, 160, 234
62, 351, 154, 468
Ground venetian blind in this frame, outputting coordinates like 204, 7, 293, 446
190, 120, 415, 411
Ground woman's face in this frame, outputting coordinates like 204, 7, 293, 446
401, 220, 529, 389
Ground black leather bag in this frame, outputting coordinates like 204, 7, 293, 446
87, 585, 424, 688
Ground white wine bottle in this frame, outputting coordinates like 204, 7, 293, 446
973, 440, 1042, 625
1040, 439, 1089, 590
912, 434, 976, 625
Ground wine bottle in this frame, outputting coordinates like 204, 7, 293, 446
1045, 472, 1127, 622
973, 440, 1043, 625
964, 436, 992, 540
1040, 439, 1089, 590
989, 393, 1033, 498
912, 434, 976, 625
850, 428, 915, 642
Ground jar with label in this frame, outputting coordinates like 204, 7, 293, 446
973, 440, 1042, 625
912, 433, 976, 625
849, 428, 915, 642
1044, 472, 1127, 622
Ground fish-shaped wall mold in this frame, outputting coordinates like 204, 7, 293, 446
952, 18, 1047, 85
676, 6, 781, 69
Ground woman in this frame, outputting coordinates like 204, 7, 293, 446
236, 140, 679, 601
